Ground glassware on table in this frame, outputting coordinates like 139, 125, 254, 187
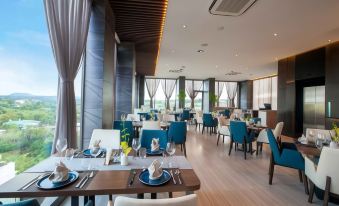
316, 133, 325, 149
139, 147, 147, 159
132, 138, 141, 159
56, 138, 67, 155
65, 148, 74, 161
121, 113, 126, 121
166, 141, 176, 168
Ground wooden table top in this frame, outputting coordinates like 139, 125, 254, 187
0, 169, 200, 198
282, 135, 321, 157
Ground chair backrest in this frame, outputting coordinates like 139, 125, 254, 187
203, 113, 214, 126
113, 121, 134, 145
306, 128, 334, 143
266, 129, 281, 163
140, 130, 168, 149
2, 199, 40, 206
168, 121, 187, 144
273, 122, 284, 138
230, 121, 248, 143
316, 147, 339, 194
142, 121, 161, 130
218, 116, 229, 127
89, 129, 120, 150
251, 117, 261, 124
224, 109, 231, 118
163, 114, 176, 122
114, 194, 197, 206
182, 110, 190, 120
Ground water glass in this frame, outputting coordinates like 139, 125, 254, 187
132, 138, 141, 159
56, 138, 67, 155
166, 141, 176, 168
65, 148, 74, 161
139, 147, 147, 159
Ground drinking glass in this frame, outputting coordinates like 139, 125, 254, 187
139, 147, 147, 159
166, 141, 176, 168
56, 138, 67, 155
65, 148, 74, 161
132, 138, 141, 159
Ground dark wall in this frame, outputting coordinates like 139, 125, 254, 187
295, 48, 325, 80
177, 76, 185, 109
325, 42, 339, 128
239, 80, 253, 110
202, 78, 215, 112
115, 43, 135, 119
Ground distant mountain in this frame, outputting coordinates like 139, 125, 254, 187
8, 93, 34, 98
0, 93, 80, 101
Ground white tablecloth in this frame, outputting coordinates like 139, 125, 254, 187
25, 156, 192, 172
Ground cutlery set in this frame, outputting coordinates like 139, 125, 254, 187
171, 169, 182, 185
75, 171, 94, 189
21, 173, 50, 190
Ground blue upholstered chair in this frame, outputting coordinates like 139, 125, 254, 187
229, 121, 256, 159
113, 120, 134, 146
224, 109, 231, 118
267, 129, 307, 191
140, 130, 168, 150
181, 109, 190, 121
251, 117, 261, 124
202, 113, 218, 135
0, 199, 40, 206
168, 122, 187, 156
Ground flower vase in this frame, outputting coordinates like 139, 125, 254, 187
330, 141, 339, 149
120, 153, 129, 166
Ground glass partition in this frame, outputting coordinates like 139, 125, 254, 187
253, 76, 277, 110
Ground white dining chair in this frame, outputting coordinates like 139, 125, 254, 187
195, 111, 203, 131
306, 147, 339, 205
256, 122, 284, 154
126, 114, 140, 121
163, 114, 175, 122
217, 117, 230, 146
139, 121, 161, 138
89, 129, 120, 150
114, 194, 197, 206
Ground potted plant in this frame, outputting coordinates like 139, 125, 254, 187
330, 123, 339, 149
209, 93, 217, 109
178, 90, 186, 109
120, 121, 131, 165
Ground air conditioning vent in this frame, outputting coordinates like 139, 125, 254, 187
209, 0, 256, 16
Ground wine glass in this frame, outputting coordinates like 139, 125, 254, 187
65, 148, 74, 161
132, 138, 141, 159
139, 147, 147, 159
166, 141, 176, 168
56, 138, 67, 155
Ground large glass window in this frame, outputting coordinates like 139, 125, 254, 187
216, 81, 238, 107
253, 76, 277, 110
185, 80, 203, 110
144, 78, 176, 110
0, 0, 83, 188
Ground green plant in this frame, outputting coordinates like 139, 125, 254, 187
120, 121, 131, 155
332, 123, 339, 142
209, 93, 217, 105
178, 90, 186, 108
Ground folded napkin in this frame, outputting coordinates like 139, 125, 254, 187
48, 161, 70, 183
298, 134, 307, 144
91, 140, 101, 153
148, 159, 163, 180
151, 138, 160, 152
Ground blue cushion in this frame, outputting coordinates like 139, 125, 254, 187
251, 117, 261, 124
168, 122, 187, 144
141, 130, 168, 149
181, 110, 190, 121
230, 121, 254, 143
203, 113, 217, 127
2, 199, 40, 206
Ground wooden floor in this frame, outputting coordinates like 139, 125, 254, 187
62, 125, 329, 206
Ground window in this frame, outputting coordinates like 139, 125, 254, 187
253, 76, 277, 110
0, 1, 83, 189
216, 81, 238, 107
185, 80, 203, 109
144, 78, 177, 110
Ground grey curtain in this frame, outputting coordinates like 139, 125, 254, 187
161, 79, 176, 110
44, 0, 92, 153
185, 80, 202, 108
145, 79, 160, 108
225, 82, 238, 108
215, 82, 224, 107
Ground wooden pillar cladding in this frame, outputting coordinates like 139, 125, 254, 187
277, 57, 296, 137
239, 80, 253, 110
177, 76, 186, 109
202, 78, 215, 112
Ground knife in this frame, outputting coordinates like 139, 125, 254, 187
129, 169, 137, 186
75, 175, 88, 188
170, 170, 177, 185
79, 175, 89, 189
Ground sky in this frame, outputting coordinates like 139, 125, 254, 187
0, 0, 82, 96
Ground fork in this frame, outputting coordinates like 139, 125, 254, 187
170, 170, 177, 185
175, 169, 182, 184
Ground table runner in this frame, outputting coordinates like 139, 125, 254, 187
25, 156, 192, 173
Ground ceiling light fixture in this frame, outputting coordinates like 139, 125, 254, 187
273, 33, 278, 37
328, 39, 332, 43
182, 24, 187, 29
197, 49, 204, 53
215, 65, 219, 68
235, 54, 239, 57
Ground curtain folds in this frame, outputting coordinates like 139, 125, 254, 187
225, 82, 238, 107
145, 79, 160, 108
215, 82, 224, 107
161, 79, 176, 110
44, 0, 92, 153
185, 80, 202, 108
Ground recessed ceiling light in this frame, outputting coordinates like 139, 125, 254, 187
197, 49, 204, 53
328, 39, 332, 43
273, 33, 278, 37
235, 54, 239, 57
217, 26, 225, 31
215, 65, 219, 68
275, 57, 278, 61
182, 24, 187, 29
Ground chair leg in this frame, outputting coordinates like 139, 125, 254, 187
235, 143, 238, 151
323, 176, 331, 206
298, 170, 303, 183
183, 143, 187, 157
228, 139, 233, 156
256, 142, 259, 155
244, 140, 247, 160
169, 192, 173, 198
260, 143, 263, 152
151, 193, 157, 199
302, 171, 309, 195
202, 126, 204, 134
217, 133, 220, 146
269, 153, 274, 185
308, 180, 314, 203
181, 144, 183, 152
222, 135, 225, 143
210, 127, 212, 135
199, 124, 200, 131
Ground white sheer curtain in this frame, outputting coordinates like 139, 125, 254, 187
44, 0, 92, 153
225, 82, 238, 108
146, 79, 160, 108
215, 82, 224, 107
253, 76, 277, 110
186, 80, 202, 108
161, 79, 176, 109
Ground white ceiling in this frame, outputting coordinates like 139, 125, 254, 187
155, 0, 339, 81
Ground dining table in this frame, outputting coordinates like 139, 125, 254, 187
0, 155, 200, 206
132, 121, 171, 137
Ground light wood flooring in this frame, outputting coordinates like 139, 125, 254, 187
61, 125, 330, 206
